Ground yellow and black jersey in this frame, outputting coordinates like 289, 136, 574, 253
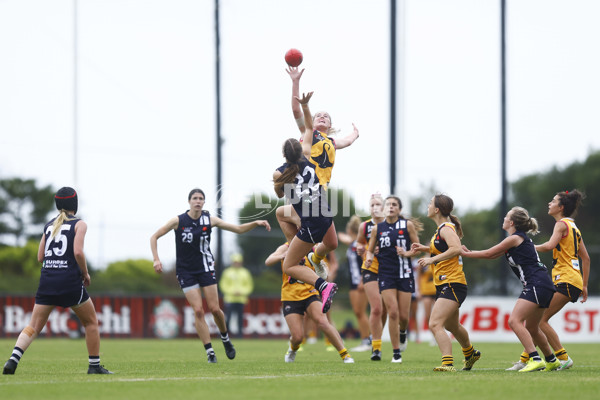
418, 264, 436, 296
308, 130, 336, 188
552, 218, 584, 290
280, 244, 320, 302
361, 219, 380, 274
429, 222, 467, 286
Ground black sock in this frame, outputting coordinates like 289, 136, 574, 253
393, 348, 401, 355
204, 343, 214, 354
220, 331, 230, 342
9, 346, 24, 365
529, 351, 542, 361
545, 353, 557, 363
315, 278, 327, 292
399, 330, 407, 343
89, 355, 100, 367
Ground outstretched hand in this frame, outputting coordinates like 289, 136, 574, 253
418, 257, 434, 267
286, 66, 305, 81
294, 91, 314, 105
257, 220, 272, 231
396, 246, 416, 258
411, 242, 428, 253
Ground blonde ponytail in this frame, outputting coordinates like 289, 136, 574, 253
50, 210, 75, 240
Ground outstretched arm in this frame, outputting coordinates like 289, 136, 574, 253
398, 220, 420, 258
461, 235, 521, 259
287, 66, 306, 134
295, 91, 314, 158
265, 243, 289, 266
535, 220, 566, 252
211, 216, 271, 234
334, 123, 359, 149
338, 231, 355, 246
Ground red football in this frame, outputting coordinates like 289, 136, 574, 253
285, 48, 303, 67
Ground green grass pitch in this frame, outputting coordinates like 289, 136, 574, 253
1, 339, 599, 400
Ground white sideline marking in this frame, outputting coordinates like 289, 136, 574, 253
0, 373, 323, 386
2, 366, 599, 386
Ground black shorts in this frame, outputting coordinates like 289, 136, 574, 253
555, 283, 582, 303
35, 286, 89, 308
176, 269, 217, 291
282, 295, 321, 316
519, 283, 555, 308
378, 276, 415, 294
435, 283, 467, 307
362, 269, 379, 284
296, 216, 333, 244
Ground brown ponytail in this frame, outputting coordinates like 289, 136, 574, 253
434, 194, 463, 238
274, 138, 304, 196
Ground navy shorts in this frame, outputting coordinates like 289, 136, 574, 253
519, 283, 556, 308
296, 216, 333, 244
35, 286, 89, 308
555, 282, 581, 303
435, 283, 467, 307
282, 295, 321, 316
378, 276, 415, 294
362, 269, 379, 284
176, 269, 217, 291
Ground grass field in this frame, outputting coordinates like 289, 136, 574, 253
1, 338, 599, 400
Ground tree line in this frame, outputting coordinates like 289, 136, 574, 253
1, 151, 598, 295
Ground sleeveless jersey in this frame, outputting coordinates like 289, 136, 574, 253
278, 156, 330, 219
280, 243, 319, 301
346, 240, 363, 286
361, 219, 380, 273
505, 231, 553, 288
37, 217, 84, 295
175, 210, 215, 273
376, 218, 413, 279
552, 218, 584, 289
429, 223, 467, 286
309, 130, 336, 188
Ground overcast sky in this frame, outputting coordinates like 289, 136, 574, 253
1, 0, 599, 269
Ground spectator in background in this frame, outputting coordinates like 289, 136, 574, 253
220, 253, 254, 338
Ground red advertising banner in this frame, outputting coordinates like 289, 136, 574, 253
0, 295, 288, 339
2, 295, 599, 341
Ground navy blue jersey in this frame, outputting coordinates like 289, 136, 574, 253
278, 156, 330, 219
37, 217, 84, 295
175, 210, 215, 273
346, 240, 363, 287
376, 218, 413, 279
505, 231, 553, 287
